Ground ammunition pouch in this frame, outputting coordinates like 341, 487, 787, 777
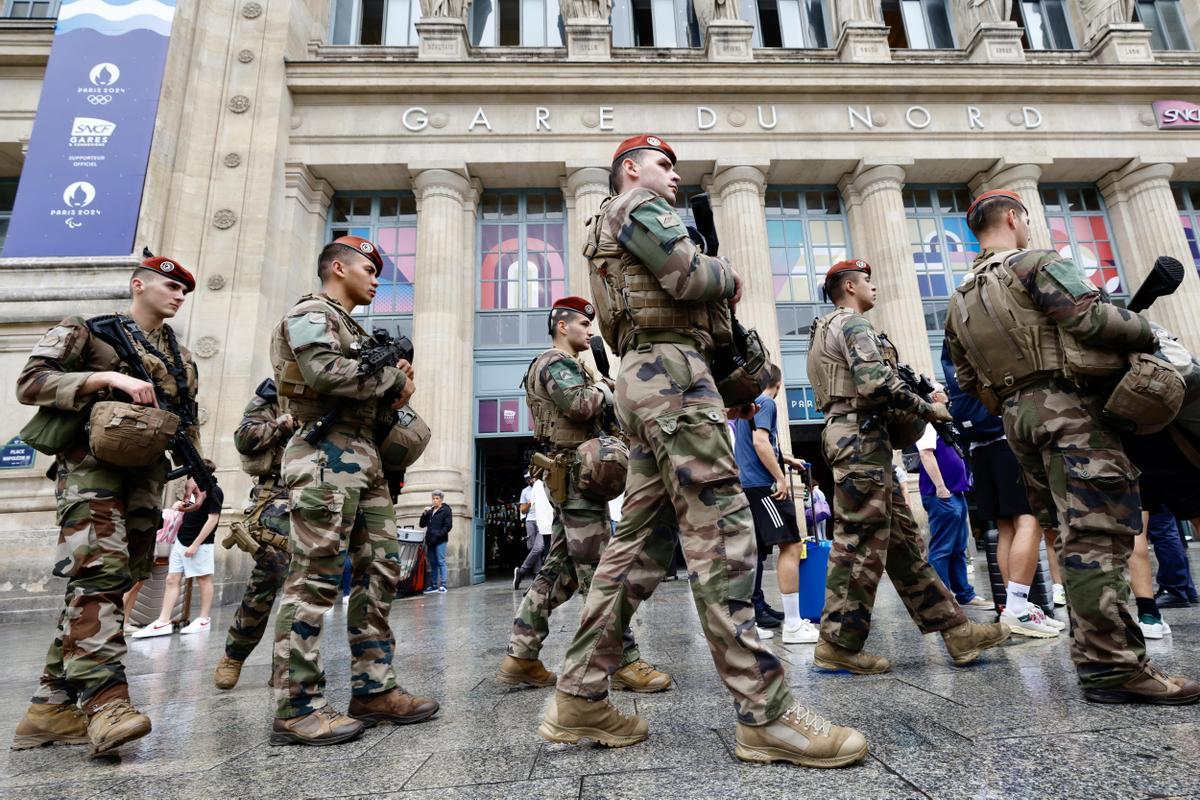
531, 451, 570, 505
20, 407, 87, 456
1101, 353, 1185, 435
1059, 330, 1126, 382
239, 448, 276, 478
87, 401, 177, 467
576, 435, 629, 502
377, 404, 431, 473
714, 326, 770, 408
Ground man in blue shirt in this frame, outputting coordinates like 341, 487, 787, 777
732, 364, 817, 645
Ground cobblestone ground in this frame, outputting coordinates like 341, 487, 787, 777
3, 554, 1200, 799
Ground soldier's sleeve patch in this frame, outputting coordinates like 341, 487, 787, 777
1042, 258, 1096, 301
630, 198, 688, 248
30, 325, 74, 360
286, 311, 336, 352
545, 358, 584, 389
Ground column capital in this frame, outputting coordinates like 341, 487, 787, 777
839, 163, 906, 205
1098, 159, 1178, 199
412, 168, 474, 205
969, 161, 1044, 195
564, 166, 610, 197
283, 162, 333, 215
710, 164, 766, 198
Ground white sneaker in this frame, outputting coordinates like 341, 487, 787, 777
1139, 617, 1171, 640
1053, 585, 1067, 607
1040, 610, 1066, 631
756, 625, 775, 640
341, 593, 350, 605
1000, 606, 1059, 638
179, 617, 210, 635
781, 619, 820, 645
130, 620, 173, 639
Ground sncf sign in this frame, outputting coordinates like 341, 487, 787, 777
1153, 100, 1200, 129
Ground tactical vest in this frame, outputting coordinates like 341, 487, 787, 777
523, 350, 596, 451
238, 397, 288, 478
273, 295, 379, 427
950, 250, 1078, 397
583, 192, 732, 357
807, 308, 861, 411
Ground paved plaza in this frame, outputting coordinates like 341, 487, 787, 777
3, 559, 1200, 800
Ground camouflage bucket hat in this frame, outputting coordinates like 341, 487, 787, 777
378, 404, 431, 472
1101, 353, 1185, 435
88, 401, 178, 467
576, 435, 629, 502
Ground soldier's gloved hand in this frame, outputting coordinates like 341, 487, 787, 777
596, 382, 614, 408
926, 402, 953, 424
276, 413, 295, 432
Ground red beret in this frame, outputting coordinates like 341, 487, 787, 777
552, 296, 595, 321
138, 256, 195, 293
331, 235, 384, 272
612, 135, 676, 166
966, 189, 1026, 221
826, 259, 872, 282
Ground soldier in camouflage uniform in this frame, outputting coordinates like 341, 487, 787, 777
269, 235, 439, 746
540, 135, 867, 769
12, 256, 206, 756
213, 378, 294, 690
808, 259, 1009, 676
497, 296, 670, 693
945, 189, 1199, 704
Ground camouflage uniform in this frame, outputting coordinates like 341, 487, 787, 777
809, 308, 966, 651
223, 390, 291, 663
558, 187, 793, 726
508, 349, 640, 668
947, 249, 1157, 688
17, 315, 198, 710
270, 293, 409, 720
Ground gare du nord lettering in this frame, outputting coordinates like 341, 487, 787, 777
390, 104, 1051, 133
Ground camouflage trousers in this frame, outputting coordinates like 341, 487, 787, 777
557, 342, 793, 725
820, 417, 966, 651
224, 483, 290, 662
1002, 382, 1146, 688
272, 425, 405, 719
508, 481, 640, 667
33, 445, 166, 707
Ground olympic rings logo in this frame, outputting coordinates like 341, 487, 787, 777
87, 95, 114, 105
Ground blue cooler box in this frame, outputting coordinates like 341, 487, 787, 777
798, 539, 832, 621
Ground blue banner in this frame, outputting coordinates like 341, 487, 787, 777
2, 0, 177, 258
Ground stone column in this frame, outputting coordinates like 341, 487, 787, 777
1099, 161, 1200, 354
563, 167, 614, 379
399, 168, 477, 586
839, 163, 933, 376
710, 164, 792, 451
969, 161, 1053, 250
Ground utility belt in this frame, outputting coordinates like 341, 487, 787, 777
222, 476, 290, 556
631, 330, 709, 358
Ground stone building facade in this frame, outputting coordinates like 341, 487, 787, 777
1, 0, 1198, 619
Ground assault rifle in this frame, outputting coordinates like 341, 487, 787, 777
86, 315, 216, 494
589, 334, 620, 434
303, 328, 414, 446
861, 360, 965, 460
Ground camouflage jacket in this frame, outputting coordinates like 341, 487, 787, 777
17, 313, 201, 451
234, 392, 287, 478
524, 347, 605, 451
946, 248, 1156, 398
585, 187, 735, 355
810, 307, 934, 418
270, 292, 406, 425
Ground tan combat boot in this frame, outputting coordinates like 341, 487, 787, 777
347, 688, 439, 727
85, 687, 152, 757
942, 621, 1009, 666
538, 690, 648, 748
11, 702, 89, 750
611, 659, 672, 693
735, 702, 868, 769
270, 706, 364, 746
813, 641, 892, 675
1083, 663, 1200, 706
496, 655, 557, 688
213, 656, 243, 690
